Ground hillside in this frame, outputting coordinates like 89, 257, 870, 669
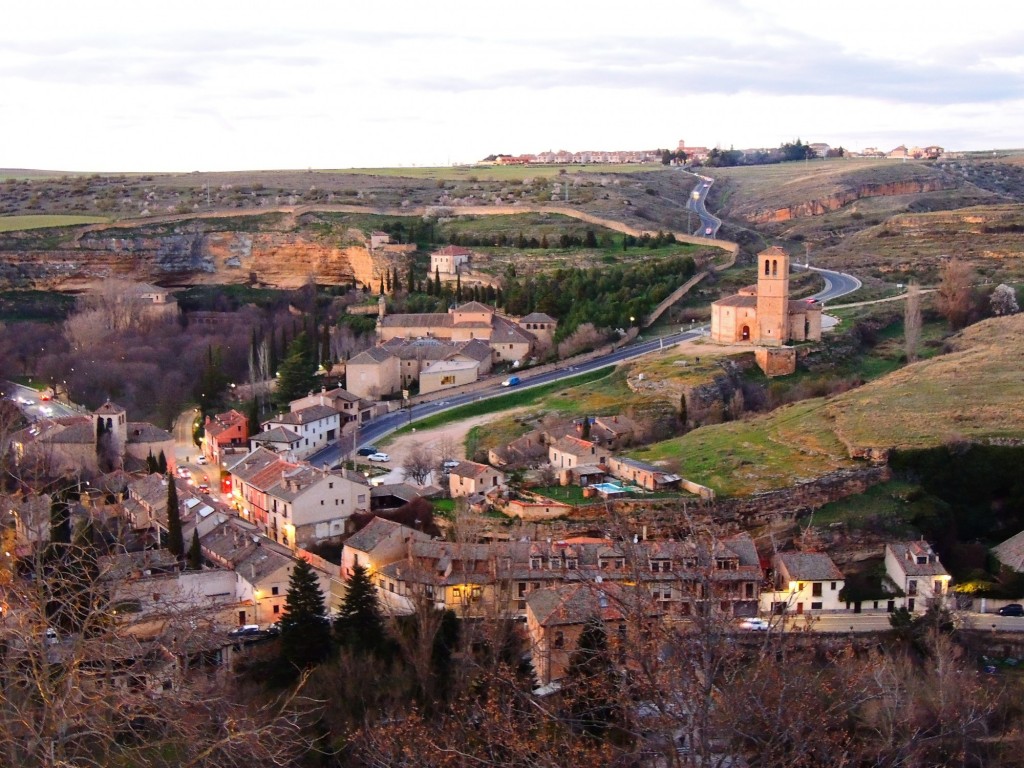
633, 313, 1024, 496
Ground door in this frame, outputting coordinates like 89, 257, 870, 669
238, 610, 247, 626
796, 602, 804, 615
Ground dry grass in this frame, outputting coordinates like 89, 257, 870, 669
0, 214, 109, 231
825, 312, 1024, 452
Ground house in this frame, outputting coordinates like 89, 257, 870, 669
606, 456, 682, 492
369, 231, 391, 249
884, 541, 950, 612
548, 436, 607, 471
203, 409, 249, 464
448, 460, 505, 498
379, 336, 492, 392
763, 552, 845, 615
419, 358, 480, 394
488, 430, 547, 469
345, 347, 401, 400
993, 529, 1024, 573
290, 387, 378, 426
260, 405, 340, 460
526, 581, 658, 685
248, 426, 303, 459
340, 517, 432, 580
262, 464, 370, 548
430, 245, 473, 276
228, 448, 293, 529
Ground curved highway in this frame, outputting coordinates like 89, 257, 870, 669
682, 171, 722, 238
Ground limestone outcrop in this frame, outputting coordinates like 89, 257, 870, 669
748, 179, 953, 223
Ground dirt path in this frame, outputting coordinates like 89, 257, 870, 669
370, 412, 508, 485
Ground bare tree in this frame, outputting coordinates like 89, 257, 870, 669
936, 259, 974, 330
401, 443, 434, 486
904, 281, 922, 362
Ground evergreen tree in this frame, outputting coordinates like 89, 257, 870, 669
166, 475, 184, 559
456, 271, 462, 302
407, 263, 416, 294
157, 449, 168, 475
378, 276, 385, 295
49, 495, 71, 546
187, 529, 202, 570
336, 563, 387, 655
581, 416, 591, 440
319, 324, 331, 368
146, 450, 158, 474
434, 267, 442, 296
247, 398, 261, 437
540, 234, 549, 249
566, 615, 618, 736
275, 332, 318, 405
281, 558, 332, 670
392, 267, 401, 293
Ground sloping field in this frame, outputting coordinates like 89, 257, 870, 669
632, 313, 1024, 496
825, 313, 1024, 453
0, 214, 109, 232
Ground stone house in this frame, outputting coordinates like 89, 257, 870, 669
884, 541, 951, 612
606, 456, 682, 492
548, 435, 608, 471
345, 347, 401, 400
259, 405, 340, 460
448, 460, 506, 498
262, 465, 370, 549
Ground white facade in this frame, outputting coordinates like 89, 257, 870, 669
261, 406, 340, 459
265, 469, 371, 549
884, 541, 951, 612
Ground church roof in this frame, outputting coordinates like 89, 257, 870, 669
95, 401, 125, 415
712, 295, 757, 308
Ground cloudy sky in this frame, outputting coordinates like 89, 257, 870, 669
2, 0, 1022, 172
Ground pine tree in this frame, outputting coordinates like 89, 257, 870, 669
281, 558, 332, 670
336, 563, 387, 655
456, 271, 462, 302
166, 475, 184, 559
187, 529, 202, 570
275, 332, 318, 405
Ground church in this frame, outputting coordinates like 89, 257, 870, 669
710, 246, 822, 375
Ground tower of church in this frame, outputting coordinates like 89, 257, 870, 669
92, 400, 128, 459
755, 246, 790, 346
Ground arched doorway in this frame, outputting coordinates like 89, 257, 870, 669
741, 325, 750, 341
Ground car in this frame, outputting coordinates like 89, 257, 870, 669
40, 392, 51, 401
45, 627, 59, 645
502, 376, 521, 387
367, 452, 390, 462
738, 618, 770, 631
196, 455, 208, 465
442, 459, 460, 470
197, 483, 210, 494
998, 603, 1024, 617
357, 446, 378, 457
228, 624, 265, 639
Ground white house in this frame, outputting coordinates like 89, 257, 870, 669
762, 552, 845, 615
884, 541, 951, 613
263, 465, 371, 549
260, 405, 340, 459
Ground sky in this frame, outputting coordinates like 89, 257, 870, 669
2, 0, 1022, 172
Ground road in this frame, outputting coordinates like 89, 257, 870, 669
305, 259, 863, 471
682, 171, 722, 238
2, 380, 82, 421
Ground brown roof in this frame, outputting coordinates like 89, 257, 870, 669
451, 460, 497, 478
713, 295, 758, 308
206, 409, 247, 438
455, 301, 493, 313
434, 245, 473, 256
777, 552, 844, 582
347, 347, 397, 365
126, 422, 173, 444
379, 313, 453, 329
95, 401, 125, 415
520, 312, 557, 324
271, 404, 338, 425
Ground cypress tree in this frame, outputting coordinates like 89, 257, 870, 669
281, 558, 332, 670
581, 416, 591, 440
146, 450, 158, 474
187, 529, 202, 570
157, 450, 168, 475
434, 267, 441, 296
567, 615, 618, 736
407, 263, 415, 294
336, 563, 387, 655
166, 475, 184, 559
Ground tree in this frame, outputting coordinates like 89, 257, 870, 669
187, 528, 202, 570
157, 449, 168, 474
565, 615, 618, 737
275, 332, 318, 404
990, 283, 1019, 316
580, 416, 591, 440
904, 281, 922, 362
280, 558, 332, 671
936, 259, 974, 330
402, 443, 435, 486
166, 474, 184, 559
336, 563, 387, 656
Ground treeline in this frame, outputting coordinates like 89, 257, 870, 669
700, 139, 845, 168
503, 254, 696, 340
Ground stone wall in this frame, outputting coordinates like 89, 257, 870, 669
755, 346, 797, 377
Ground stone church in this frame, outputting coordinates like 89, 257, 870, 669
710, 246, 822, 375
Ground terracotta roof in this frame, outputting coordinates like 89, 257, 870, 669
206, 409, 247, 438
451, 460, 497, 478
994, 530, 1024, 572
379, 313, 453, 329
455, 338, 493, 362
345, 517, 418, 553
434, 245, 473, 256
229, 447, 288, 482
490, 317, 533, 344
712, 295, 758, 308
455, 301, 493, 313
551, 435, 597, 455
759, 245, 789, 258
527, 582, 651, 627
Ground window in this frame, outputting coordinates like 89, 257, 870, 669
811, 602, 822, 610
329, 482, 334, 489
452, 588, 461, 599
530, 557, 542, 569
471, 587, 481, 602
271, 586, 279, 596
812, 583, 822, 597
908, 580, 918, 596
830, 582, 837, 591
553, 631, 564, 649
550, 557, 561, 569
566, 558, 577, 569
273, 604, 280, 614
933, 579, 943, 595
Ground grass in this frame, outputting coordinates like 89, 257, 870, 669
397, 369, 613, 435
809, 479, 920, 533
0, 214, 109, 231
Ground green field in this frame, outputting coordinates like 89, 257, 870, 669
0, 214, 109, 232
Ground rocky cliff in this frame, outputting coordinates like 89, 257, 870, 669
748, 179, 954, 224
0, 222, 410, 290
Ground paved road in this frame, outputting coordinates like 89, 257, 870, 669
682, 171, 722, 238
2, 380, 81, 420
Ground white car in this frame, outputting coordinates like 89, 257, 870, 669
442, 459, 460, 470
368, 452, 390, 463
196, 455, 208, 465
738, 617, 770, 631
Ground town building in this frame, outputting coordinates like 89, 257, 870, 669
762, 552, 845, 615
258, 404, 340, 460
884, 541, 951, 612
203, 409, 249, 465
448, 460, 506, 498
430, 245, 473, 276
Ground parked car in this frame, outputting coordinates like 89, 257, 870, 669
998, 603, 1024, 617
442, 459, 460, 470
196, 455, 208, 465
368, 452, 390, 463
357, 446, 378, 456
176, 467, 191, 479
738, 617, 770, 631
228, 624, 266, 640
502, 376, 521, 387
197, 483, 210, 494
